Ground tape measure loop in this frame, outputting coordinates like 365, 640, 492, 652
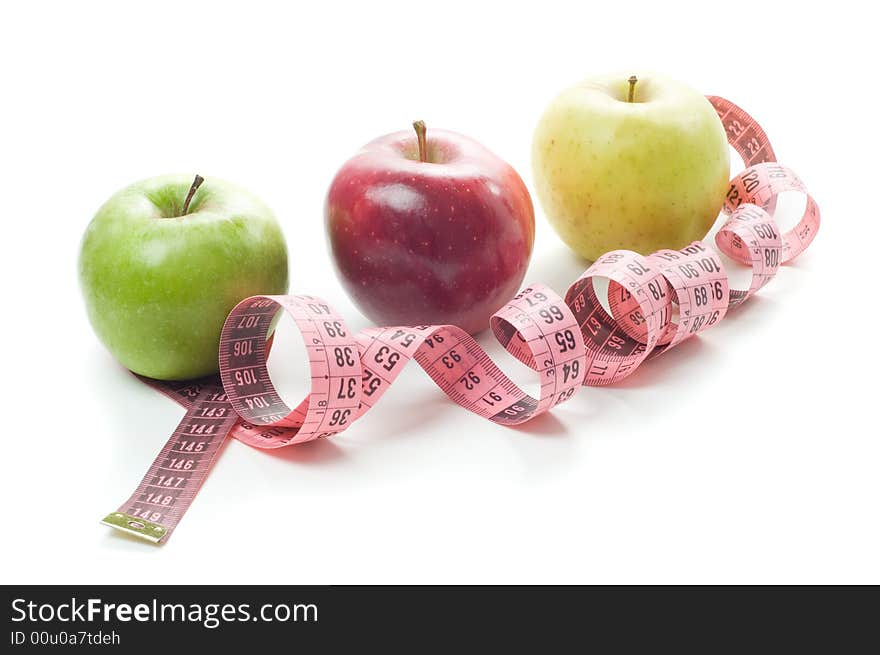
646, 241, 730, 352
564, 251, 667, 385
716, 204, 782, 307
218, 294, 363, 445
722, 163, 819, 266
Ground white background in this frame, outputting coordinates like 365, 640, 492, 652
1, 1, 877, 584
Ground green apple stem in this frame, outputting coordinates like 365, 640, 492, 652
412, 120, 428, 163
181, 174, 205, 216
627, 76, 638, 103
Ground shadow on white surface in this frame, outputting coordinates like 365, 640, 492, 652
611, 333, 713, 391
338, 390, 463, 446
523, 239, 592, 295
84, 351, 184, 475
259, 436, 345, 464
509, 408, 569, 436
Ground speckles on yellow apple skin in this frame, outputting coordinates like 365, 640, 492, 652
532, 72, 730, 261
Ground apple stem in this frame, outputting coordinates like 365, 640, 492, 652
627, 75, 638, 103
412, 120, 428, 163
181, 174, 205, 216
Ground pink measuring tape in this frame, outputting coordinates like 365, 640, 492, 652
102, 96, 819, 543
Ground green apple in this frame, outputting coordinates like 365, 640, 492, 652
79, 174, 288, 380
532, 72, 730, 260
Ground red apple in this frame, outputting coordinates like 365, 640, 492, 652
325, 121, 535, 334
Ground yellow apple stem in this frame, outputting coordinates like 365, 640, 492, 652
181, 174, 205, 216
627, 76, 638, 103
412, 120, 428, 163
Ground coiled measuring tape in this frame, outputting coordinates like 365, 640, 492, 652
102, 96, 819, 543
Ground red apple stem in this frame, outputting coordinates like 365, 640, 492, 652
412, 120, 428, 163
627, 76, 638, 103
181, 174, 205, 216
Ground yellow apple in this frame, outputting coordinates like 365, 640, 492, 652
532, 72, 730, 260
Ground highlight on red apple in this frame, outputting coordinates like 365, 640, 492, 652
324, 120, 535, 335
